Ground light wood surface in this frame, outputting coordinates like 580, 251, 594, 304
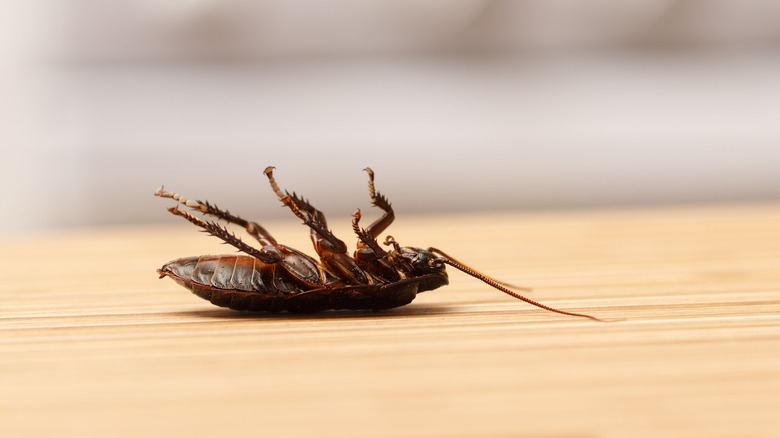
2, 203, 780, 437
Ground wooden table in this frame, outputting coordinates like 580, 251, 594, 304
2, 203, 779, 437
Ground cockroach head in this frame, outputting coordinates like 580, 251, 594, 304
394, 246, 446, 276
383, 235, 445, 276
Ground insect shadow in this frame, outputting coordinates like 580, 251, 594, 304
174, 303, 458, 320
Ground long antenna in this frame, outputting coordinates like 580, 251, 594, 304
438, 258, 604, 322
428, 247, 532, 292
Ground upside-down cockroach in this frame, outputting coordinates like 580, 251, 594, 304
156, 167, 601, 321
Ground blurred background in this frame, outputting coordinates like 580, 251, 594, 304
2, 0, 779, 233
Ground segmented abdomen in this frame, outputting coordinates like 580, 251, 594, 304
159, 255, 447, 312
161, 255, 299, 293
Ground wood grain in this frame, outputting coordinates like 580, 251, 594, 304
2, 203, 780, 437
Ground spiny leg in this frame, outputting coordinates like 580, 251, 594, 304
362, 168, 395, 238
352, 209, 400, 283
165, 206, 282, 264
155, 187, 277, 246
352, 209, 387, 258
264, 166, 369, 285
263, 166, 348, 253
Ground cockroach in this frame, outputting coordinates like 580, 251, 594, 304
156, 167, 601, 321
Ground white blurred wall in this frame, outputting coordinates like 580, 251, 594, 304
2, 1, 780, 232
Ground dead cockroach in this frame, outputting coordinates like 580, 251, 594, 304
156, 167, 601, 321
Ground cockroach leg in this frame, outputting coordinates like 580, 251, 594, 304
352, 209, 401, 283
264, 166, 371, 285
363, 168, 395, 238
352, 209, 388, 258
165, 206, 282, 264
263, 166, 348, 253
383, 235, 401, 252
155, 187, 277, 246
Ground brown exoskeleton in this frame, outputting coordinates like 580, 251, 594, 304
156, 167, 601, 321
